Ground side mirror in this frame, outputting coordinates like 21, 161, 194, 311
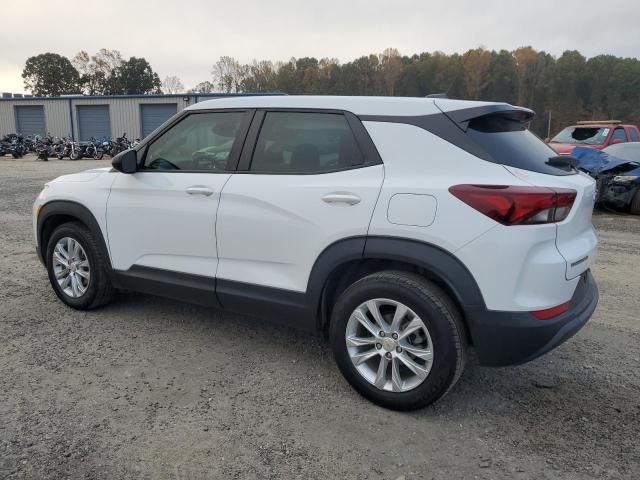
611, 138, 623, 145
112, 149, 137, 174
544, 137, 551, 144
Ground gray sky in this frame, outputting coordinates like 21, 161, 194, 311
2, 0, 639, 93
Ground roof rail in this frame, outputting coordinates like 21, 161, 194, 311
576, 120, 621, 125
425, 93, 448, 99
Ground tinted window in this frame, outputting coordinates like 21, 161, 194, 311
630, 128, 640, 142
144, 112, 245, 171
550, 126, 609, 145
466, 126, 572, 176
250, 112, 362, 173
611, 128, 627, 143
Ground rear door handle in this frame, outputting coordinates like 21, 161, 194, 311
186, 186, 214, 197
322, 193, 361, 206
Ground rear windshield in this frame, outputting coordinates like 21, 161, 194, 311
466, 118, 574, 176
551, 126, 608, 145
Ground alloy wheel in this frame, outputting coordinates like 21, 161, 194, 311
52, 237, 91, 298
345, 298, 434, 393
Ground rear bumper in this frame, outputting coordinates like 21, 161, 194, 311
466, 270, 598, 366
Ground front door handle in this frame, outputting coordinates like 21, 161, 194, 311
322, 193, 361, 206
186, 186, 214, 197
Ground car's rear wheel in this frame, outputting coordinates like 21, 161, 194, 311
330, 271, 466, 410
45, 222, 114, 310
630, 189, 640, 215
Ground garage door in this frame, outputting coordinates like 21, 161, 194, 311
77, 105, 111, 140
15, 105, 46, 136
141, 104, 177, 138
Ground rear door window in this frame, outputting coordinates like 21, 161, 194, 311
629, 128, 640, 142
249, 112, 363, 173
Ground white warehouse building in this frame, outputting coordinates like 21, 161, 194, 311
0, 93, 278, 140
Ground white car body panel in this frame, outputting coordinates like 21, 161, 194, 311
364, 122, 516, 252
106, 172, 231, 277
216, 166, 384, 292
33, 168, 116, 256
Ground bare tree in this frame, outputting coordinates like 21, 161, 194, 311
72, 49, 124, 95
162, 75, 185, 94
379, 48, 403, 96
212, 56, 247, 93
188, 81, 215, 93
462, 47, 492, 99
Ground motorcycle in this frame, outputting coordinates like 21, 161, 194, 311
2, 133, 27, 158
81, 137, 104, 160
111, 133, 131, 156
95, 136, 113, 156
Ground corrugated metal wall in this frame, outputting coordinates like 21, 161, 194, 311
0, 96, 192, 139
0, 98, 71, 136
1, 93, 277, 140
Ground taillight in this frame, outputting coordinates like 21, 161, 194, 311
448, 185, 577, 225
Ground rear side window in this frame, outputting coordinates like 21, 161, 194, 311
630, 128, 639, 142
250, 112, 363, 173
466, 115, 572, 176
611, 128, 627, 143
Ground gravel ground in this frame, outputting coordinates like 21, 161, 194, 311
1, 155, 639, 480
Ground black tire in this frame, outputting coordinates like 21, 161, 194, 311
94, 150, 104, 160
630, 189, 640, 215
45, 222, 115, 310
330, 271, 466, 411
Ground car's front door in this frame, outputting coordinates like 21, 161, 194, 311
106, 110, 252, 278
215, 110, 384, 300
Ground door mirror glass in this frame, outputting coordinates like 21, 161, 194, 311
112, 149, 137, 174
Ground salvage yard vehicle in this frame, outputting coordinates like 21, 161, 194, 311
33, 96, 599, 410
573, 143, 640, 214
546, 120, 640, 156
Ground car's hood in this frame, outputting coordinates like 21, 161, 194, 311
572, 146, 640, 176
50, 167, 112, 183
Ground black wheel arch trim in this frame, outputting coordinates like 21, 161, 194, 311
305, 235, 486, 325
37, 200, 111, 268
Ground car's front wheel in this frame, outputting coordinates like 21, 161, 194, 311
330, 271, 466, 410
45, 222, 114, 310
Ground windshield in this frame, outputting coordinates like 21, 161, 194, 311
551, 126, 609, 145
603, 143, 640, 163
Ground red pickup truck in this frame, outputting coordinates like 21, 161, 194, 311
546, 120, 640, 155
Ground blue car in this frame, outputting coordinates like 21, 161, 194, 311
572, 144, 640, 214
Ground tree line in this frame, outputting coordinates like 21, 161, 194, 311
21, 47, 640, 137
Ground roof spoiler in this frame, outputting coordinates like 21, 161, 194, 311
434, 101, 535, 132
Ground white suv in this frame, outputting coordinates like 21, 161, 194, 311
33, 96, 599, 410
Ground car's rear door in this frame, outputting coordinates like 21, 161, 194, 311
215, 109, 384, 306
106, 110, 252, 279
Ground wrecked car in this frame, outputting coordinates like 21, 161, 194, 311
572, 144, 640, 214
